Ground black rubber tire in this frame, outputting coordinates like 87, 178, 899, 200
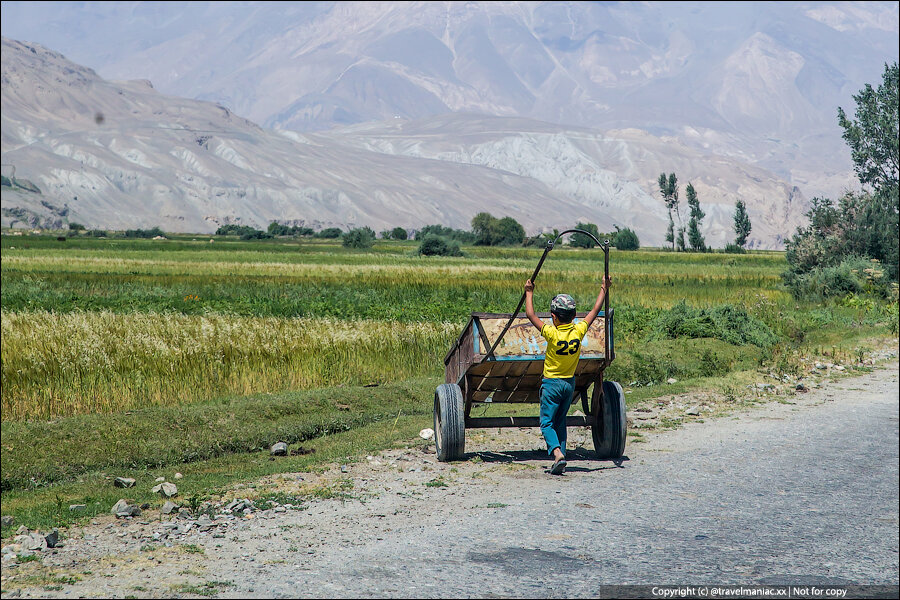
434, 383, 465, 461
592, 380, 626, 459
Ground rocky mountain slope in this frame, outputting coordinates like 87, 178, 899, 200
2, 1, 896, 201
2, 37, 806, 247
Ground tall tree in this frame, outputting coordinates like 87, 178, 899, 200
836, 61, 899, 279
733, 199, 752, 248
496, 216, 526, 246
686, 183, 706, 251
658, 172, 679, 250
837, 61, 899, 196
471, 212, 498, 246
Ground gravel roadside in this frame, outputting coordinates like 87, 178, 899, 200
2, 356, 898, 598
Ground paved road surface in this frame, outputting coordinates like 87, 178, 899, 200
212, 363, 899, 598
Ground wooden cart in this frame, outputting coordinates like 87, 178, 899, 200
433, 233, 627, 461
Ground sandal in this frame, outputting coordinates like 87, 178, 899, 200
550, 458, 567, 475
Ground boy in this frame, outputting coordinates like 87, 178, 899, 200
524, 275, 611, 475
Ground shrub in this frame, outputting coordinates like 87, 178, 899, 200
240, 229, 273, 240
784, 191, 899, 298
699, 348, 728, 377
723, 243, 746, 254
417, 234, 462, 257
342, 227, 375, 249
785, 256, 892, 301
390, 227, 408, 241
68, 223, 86, 231
652, 301, 778, 348
414, 225, 473, 243
613, 227, 640, 250
315, 228, 343, 239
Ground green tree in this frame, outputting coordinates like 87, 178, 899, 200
834, 61, 899, 280
240, 229, 273, 240
686, 183, 706, 251
471, 213, 524, 246
342, 227, 375, 249
784, 63, 900, 293
612, 226, 640, 250
390, 227, 408, 240
837, 62, 899, 196
733, 200, 752, 248
495, 217, 525, 245
414, 224, 474, 243
471, 212, 498, 246
570, 222, 600, 247
315, 227, 343, 239
268, 221, 288, 236
658, 172, 680, 250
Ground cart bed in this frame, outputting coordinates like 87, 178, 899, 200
444, 311, 613, 404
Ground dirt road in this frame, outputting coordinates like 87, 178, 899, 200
2, 360, 898, 598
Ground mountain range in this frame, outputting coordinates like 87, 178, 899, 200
2, 1, 898, 247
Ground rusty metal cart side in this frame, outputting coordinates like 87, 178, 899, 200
433, 231, 627, 462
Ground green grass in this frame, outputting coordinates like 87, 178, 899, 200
0, 378, 436, 490
0, 235, 807, 420
1, 232, 896, 536
1, 236, 787, 322
171, 581, 233, 597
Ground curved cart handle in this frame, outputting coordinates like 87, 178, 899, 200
482, 229, 610, 362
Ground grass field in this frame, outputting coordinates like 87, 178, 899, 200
1, 232, 896, 533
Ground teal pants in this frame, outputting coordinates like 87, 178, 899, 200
540, 377, 575, 457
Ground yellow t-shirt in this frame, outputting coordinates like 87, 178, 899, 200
540, 320, 589, 379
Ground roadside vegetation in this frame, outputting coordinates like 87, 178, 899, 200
784, 61, 898, 299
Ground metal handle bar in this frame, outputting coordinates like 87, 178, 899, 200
482, 229, 610, 362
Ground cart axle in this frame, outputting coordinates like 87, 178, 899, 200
465, 415, 595, 428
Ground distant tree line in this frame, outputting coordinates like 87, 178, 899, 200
215, 222, 344, 240
565, 222, 640, 250
124, 227, 165, 238
62, 211, 649, 258
268, 222, 314, 236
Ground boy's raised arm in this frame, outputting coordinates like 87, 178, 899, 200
584, 276, 612, 327
524, 279, 544, 331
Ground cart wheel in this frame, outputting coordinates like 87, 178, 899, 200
592, 380, 626, 459
579, 388, 590, 415
434, 383, 465, 461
